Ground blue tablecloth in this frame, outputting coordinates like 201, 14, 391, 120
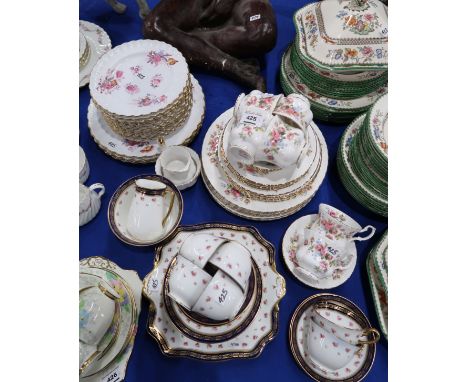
79, 0, 388, 380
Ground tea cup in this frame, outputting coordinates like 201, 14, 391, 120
126, 178, 175, 242
79, 183, 105, 226
179, 233, 227, 268
192, 270, 245, 321
317, 204, 376, 243
79, 282, 118, 345
305, 319, 360, 371
159, 146, 194, 183
167, 255, 213, 310
79, 146, 90, 184
208, 241, 252, 292
311, 308, 380, 346
274, 93, 312, 131
234, 90, 281, 125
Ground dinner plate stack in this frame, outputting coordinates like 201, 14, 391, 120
89, 39, 194, 143
79, 257, 142, 382
201, 106, 328, 221
280, 0, 388, 123
337, 93, 388, 216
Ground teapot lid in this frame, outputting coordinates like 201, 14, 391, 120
294, 0, 388, 72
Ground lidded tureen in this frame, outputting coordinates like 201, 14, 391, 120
294, 0, 388, 72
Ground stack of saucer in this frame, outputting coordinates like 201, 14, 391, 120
143, 223, 285, 360
88, 40, 205, 163
337, 93, 388, 216
280, 0, 388, 123
201, 91, 328, 221
79, 257, 142, 381
79, 21, 111, 87
367, 230, 388, 339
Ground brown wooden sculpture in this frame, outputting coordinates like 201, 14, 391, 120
143, 0, 277, 91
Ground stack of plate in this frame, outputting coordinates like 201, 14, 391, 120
337, 93, 388, 216
367, 230, 388, 339
201, 107, 328, 221
88, 40, 205, 163
143, 223, 286, 360
280, 0, 388, 123
79, 257, 142, 381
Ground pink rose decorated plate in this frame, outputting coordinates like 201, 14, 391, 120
90, 40, 189, 117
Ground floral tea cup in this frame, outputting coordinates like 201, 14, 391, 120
208, 241, 252, 292
273, 93, 313, 131
305, 319, 360, 371
179, 233, 227, 268
192, 269, 245, 321
311, 308, 380, 346
126, 179, 175, 242
79, 282, 118, 346
234, 90, 281, 126
168, 255, 213, 310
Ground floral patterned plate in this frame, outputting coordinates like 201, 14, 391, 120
90, 40, 188, 117
143, 223, 286, 360
88, 75, 204, 164
366, 93, 388, 158
79, 21, 112, 88
289, 294, 377, 381
79, 257, 142, 381
201, 109, 328, 221
282, 214, 356, 289
294, 0, 388, 72
372, 230, 388, 297
367, 252, 388, 339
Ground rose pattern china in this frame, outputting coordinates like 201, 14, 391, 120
143, 223, 286, 360
282, 214, 357, 289
289, 294, 377, 381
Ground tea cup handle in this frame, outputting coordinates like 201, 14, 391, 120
89, 183, 105, 198
358, 327, 380, 345
295, 266, 320, 283
162, 190, 175, 227
351, 225, 376, 242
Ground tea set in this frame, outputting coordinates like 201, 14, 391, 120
107, 175, 183, 246
282, 203, 375, 289
79, 10, 387, 380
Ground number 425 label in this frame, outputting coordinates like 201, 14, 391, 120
240, 112, 264, 127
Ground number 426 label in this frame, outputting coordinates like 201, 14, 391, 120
101, 367, 121, 382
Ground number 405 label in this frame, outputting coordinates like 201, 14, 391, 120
101, 367, 121, 382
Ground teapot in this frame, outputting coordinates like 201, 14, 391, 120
126, 179, 175, 242
228, 91, 313, 169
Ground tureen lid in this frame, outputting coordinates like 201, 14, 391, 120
294, 0, 388, 71
90, 40, 189, 117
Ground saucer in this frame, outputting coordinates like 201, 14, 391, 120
79, 257, 142, 380
88, 75, 205, 164
155, 146, 201, 191
143, 223, 286, 360
289, 294, 377, 381
282, 214, 357, 289
108, 175, 183, 247
79, 21, 111, 88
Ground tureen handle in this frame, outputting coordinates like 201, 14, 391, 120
350, 225, 376, 242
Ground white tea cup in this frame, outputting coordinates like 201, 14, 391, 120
159, 146, 193, 182
179, 233, 227, 268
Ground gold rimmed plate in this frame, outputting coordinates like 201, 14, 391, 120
108, 174, 183, 247
289, 294, 377, 381
143, 223, 286, 360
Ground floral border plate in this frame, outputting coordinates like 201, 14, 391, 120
282, 214, 356, 289
366, 252, 388, 339
79, 257, 142, 381
143, 223, 286, 360
289, 294, 377, 381
88, 75, 205, 164
201, 109, 328, 221
79, 21, 112, 88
